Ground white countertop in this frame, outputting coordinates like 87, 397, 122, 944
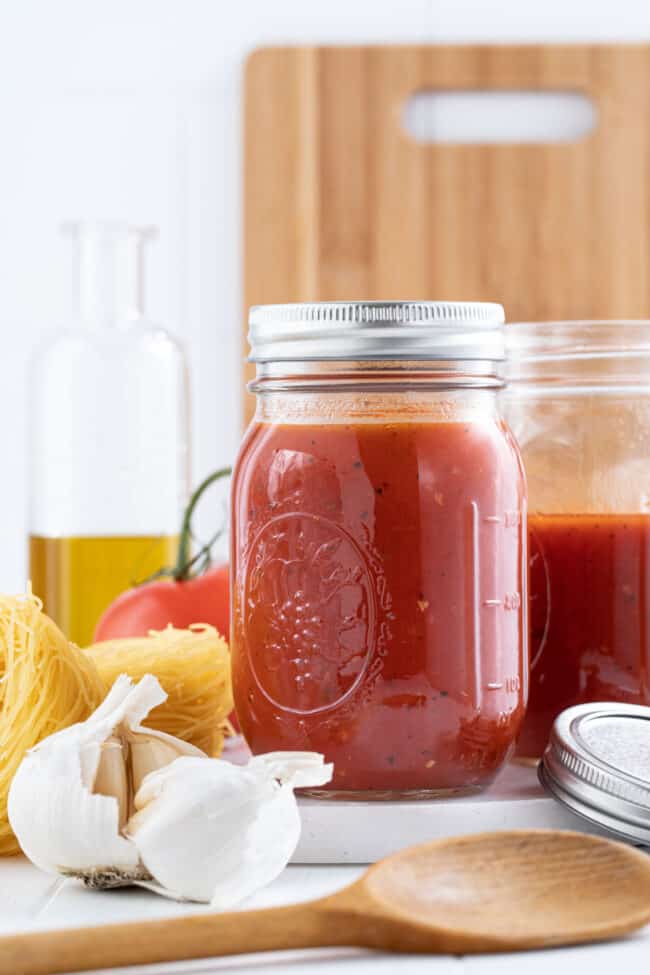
3, 855, 649, 974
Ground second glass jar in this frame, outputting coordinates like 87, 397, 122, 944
232, 302, 527, 798
504, 321, 650, 760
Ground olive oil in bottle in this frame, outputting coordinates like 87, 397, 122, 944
29, 534, 179, 647
29, 223, 189, 645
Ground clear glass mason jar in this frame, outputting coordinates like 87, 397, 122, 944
231, 302, 527, 799
503, 321, 650, 760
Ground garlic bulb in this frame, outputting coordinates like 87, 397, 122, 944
8, 675, 201, 885
8, 675, 332, 905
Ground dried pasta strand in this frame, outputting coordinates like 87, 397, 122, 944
0, 592, 105, 856
86, 624, 233, 757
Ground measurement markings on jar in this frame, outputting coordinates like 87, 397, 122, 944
467, 501, 482, 709
482, 593, 521, 610
469, 505, 523, 710
483, 511, 520, 527
485, 677, 520, 693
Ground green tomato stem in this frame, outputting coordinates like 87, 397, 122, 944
172, 466, 232, 581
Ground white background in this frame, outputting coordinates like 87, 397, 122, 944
1, 0, 650, 591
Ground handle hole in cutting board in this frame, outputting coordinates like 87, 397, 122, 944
403, 91, 597, 144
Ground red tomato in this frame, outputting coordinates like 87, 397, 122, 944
92, 467, 237, 727
94, 563, 230, 642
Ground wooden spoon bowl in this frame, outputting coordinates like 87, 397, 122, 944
361, 829, 650, 952
2, 830, 650, 974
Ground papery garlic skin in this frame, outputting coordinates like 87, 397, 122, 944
8, 675, 202, 879
127, 752, 333, 906
210, 753, 332, 909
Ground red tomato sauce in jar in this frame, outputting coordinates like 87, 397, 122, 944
517, 513, 650, 759
231, 418, 527, 796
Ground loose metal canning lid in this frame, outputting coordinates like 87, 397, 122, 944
539, 702, 650, 844
248, 301, 505, 362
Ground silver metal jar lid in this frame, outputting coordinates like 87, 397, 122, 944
248, 301, 505, 362
539, 702, 650, 844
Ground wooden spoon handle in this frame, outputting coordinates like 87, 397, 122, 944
0, 898, 360, 975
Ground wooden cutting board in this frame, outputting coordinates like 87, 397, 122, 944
243, 44, 650, 420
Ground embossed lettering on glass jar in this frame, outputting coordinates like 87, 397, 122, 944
232, 302, 528, 799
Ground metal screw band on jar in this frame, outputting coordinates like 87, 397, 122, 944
248, 301, 505, 363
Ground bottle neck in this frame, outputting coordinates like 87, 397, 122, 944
66, 222, 155, 328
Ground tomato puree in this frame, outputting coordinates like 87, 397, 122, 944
518, 513, 650, 758
231, 418, 526, 795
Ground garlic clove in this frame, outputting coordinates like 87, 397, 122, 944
209, 779, 301, 909
209, 753, 333, 909
93, 738, 129, 830
127, 757, 271, 902
130, 737, 191, 796
8, 731, 141, 878
126, 752, 333, 905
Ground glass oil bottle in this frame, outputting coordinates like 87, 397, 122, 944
29, 222, 189, 646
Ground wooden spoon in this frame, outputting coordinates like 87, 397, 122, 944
2, 830, 650, 975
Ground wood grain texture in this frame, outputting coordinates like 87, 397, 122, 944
243, 44, 650, 420
1, 831, 650, 973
